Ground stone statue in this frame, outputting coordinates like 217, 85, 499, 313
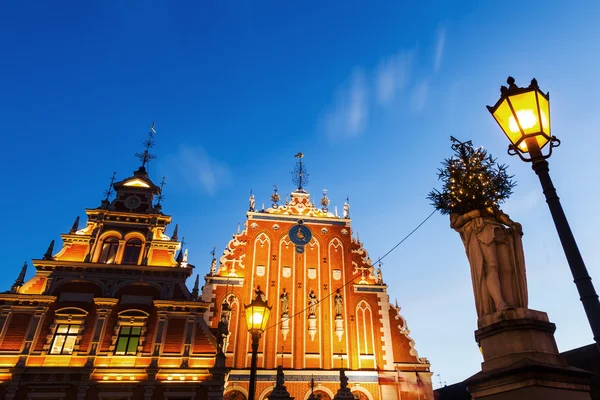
343, 197, 350, 219
216, 309, 229, 355
276, 365, 285, 387
340, 369, 349, 389
451, 206, 528, 318
210, 258, 217, 276
377, 267, 383, 285
334, 290, 343, 317
280, 288, 289, 316
308, 290, 318, 315
249, 193, 256, 212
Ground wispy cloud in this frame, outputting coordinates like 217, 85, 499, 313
162, 145, 232, 196
433, 27, 446, 72
376, 52, 413, 105
322, 70, 368, 140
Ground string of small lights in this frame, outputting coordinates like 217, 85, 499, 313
263, 209, 438, 332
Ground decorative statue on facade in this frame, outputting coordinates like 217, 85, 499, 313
249, 191, 256, 212
343, 197, 350, 219
429, 137, 528, 319
308, 290, 318, 315
280, 288, 289, 316
334, 290, 343, 317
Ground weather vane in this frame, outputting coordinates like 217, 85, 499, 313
292, 152, 309, 190
156, 176, 167, 205
103, 172, 117, 201
135, 122, 157, 168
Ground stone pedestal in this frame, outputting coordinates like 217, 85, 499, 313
466, 308, 592, 399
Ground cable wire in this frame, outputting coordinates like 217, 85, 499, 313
264, 209, 438, 331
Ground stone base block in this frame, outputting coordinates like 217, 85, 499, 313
466, 358, 592, 399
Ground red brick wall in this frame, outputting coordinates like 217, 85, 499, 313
162, 318, 185, 353
0, 313, 32, 351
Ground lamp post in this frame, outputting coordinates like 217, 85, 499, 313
244, 287, 272, 400
487, 76, 600, 351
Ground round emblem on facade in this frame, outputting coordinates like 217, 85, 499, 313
124, 195, 142, 209
288, 223, 312, 246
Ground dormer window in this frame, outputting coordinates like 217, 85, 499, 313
98, 237, 119, 264
122, 238, 143, 265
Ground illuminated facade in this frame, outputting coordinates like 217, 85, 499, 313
0, 166, 225, 400
0, 153, 433, 400
202, 176, 433, 399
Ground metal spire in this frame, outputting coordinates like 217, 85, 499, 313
135, 122, 157, 168
156, 176, 166, 205
292, 152, 309, 191
43, 240, 55, 260
103, 172, 117, 202
69, 216, 80, 234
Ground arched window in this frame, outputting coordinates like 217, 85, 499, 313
98, 237, 119, 264
122, 238, 143, 265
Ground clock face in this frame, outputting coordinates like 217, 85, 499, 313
289, 223, 312, 246
124, 195, 142, 209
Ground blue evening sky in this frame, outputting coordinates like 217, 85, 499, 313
2, 0, 600, 386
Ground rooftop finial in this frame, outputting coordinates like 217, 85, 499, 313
43, 240, 55, 260
192, 274, 200, 299
103, 172, 117, 203
171, 224, 179, 241
271, 184, 281, 207
292, 152, 309, 191
321, 189, 330, 212
11, 262, 28, 293
69, 216, 80, 234
135, 122, 157, 168
343, 196, 350, 219
176, 236, 185, 263
210, 245, 217, 276
156, 176, 167, 206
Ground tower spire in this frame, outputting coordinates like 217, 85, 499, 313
11, 262, 27, 293
292, 152, 309, 191
43, 240, 55, 260
191, 274, 200, 300
69, 216, 80, 234
135, 122, 157, 169
171, 224, 179, 241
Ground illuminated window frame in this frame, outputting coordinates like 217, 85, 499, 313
49, 324, 79, 354
98, 237, 120, 264
44, 307, 88, 356
115, 325, 142, 355
122, 238, 143, 265
109, 309, 149, 356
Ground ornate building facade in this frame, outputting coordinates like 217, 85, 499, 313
0, 165, 226, 400
0, 149, 433, 400
201, 157, 433, 400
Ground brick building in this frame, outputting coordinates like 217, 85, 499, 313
201, 156, 433, 400
0, 165, 225, 399
0, 150, 433, 399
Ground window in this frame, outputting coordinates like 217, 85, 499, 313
50, 324, 79, 354
98, 237, 119, 264
115, 326, 141, 355
122, 238, 142, 265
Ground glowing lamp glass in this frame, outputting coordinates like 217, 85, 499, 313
244, 297, 271, 333
489, 83, 551, 153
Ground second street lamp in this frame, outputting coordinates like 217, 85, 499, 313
244, 287, 272, 400
487, 76, 600, 351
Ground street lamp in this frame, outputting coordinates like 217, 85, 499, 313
487, 76, 600, 351
244, 287, 272, 400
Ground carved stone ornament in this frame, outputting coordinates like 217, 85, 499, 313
256, 265, 266, 277
282, 266, 291, 278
